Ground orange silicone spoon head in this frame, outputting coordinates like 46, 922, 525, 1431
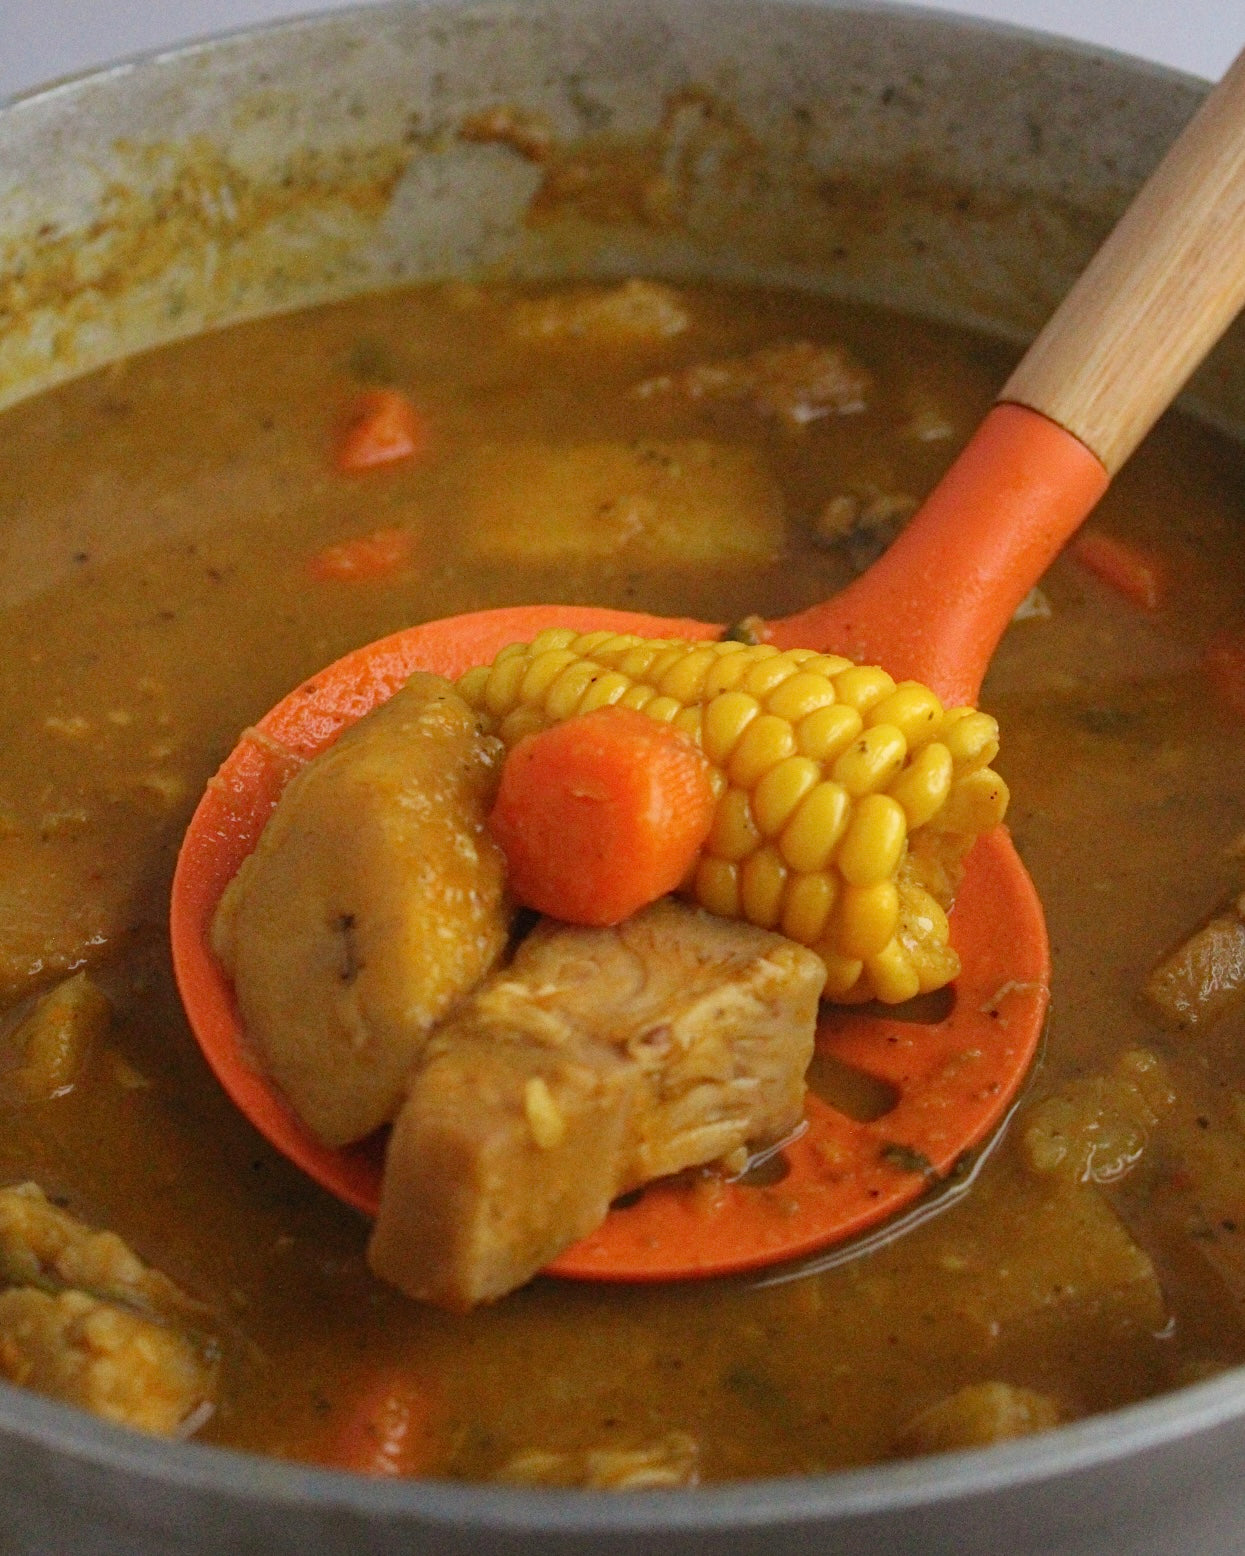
172, 591, 1052, 1279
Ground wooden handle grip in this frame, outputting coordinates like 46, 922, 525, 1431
1001, 47, 1245, 474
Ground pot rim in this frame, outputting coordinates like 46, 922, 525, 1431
0, 0, 1233, 1533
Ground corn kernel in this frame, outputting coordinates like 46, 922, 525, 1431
743, 655, 802, 699
867, 682, 944, 747
707, 787, 761, 862
943, 709, 1000, 774
702, 692, 761, 765
545, 660, 605, 721
618, 682, 657, 712
530, 627, 580, 655
520, 648, 582, 702
888, 741, 953, 828
782, 870, 837, 945
574, 668, 632, 713
644, 694, 682, 724
703, 648, 762, 697
740, 846, 789, 929
457, 664, 491, 705
817, 949, 865, 999
837, 880, 900, 959
618, 644, 665, 679
524, 1075, 566, 1149
570, 629, 623, 657
832, 723, 908, 797
834, 665, 896, 713
865, 939, 921, 1004
659, 647, 718, 704
695, 855, 740, 918
779, 782, 851, 873
499, 705, 550, 746
794, 703, 863, 764
939, 766, 1010, 832
766, 671, 841, 723
728, 713, 797, 789
485, 652, 529, 717
752, 756, 821, 836
838, 794, 908, 886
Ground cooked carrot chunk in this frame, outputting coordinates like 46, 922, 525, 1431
1070, 531, 1167, 610
335, 388, 428, 472
488, 705, 717, 926
323, 1373, 439, 1477
306, 527, 414, 582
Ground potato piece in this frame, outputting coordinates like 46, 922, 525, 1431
506, 280, 690, 344
1020, 1049, 1175, 1186
0, 1287, 214, 1437
4, 972, 111, 1103
1143, 892, 1245, 1030
894, 1382, 1060, 1457
0, 833, 131, 1001
462, 439, 785, 567
212, 674, 511, 1146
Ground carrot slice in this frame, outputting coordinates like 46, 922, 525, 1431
323, 1374, 439, 1478
306, 526, 414, 582
335, 387, 428, 472
488, 705, 716, 926
1204, 627, 1245, 718
1070, 530, 1167, 610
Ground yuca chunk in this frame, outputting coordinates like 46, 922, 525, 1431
0, 1287, 213, 1437
212, 674, 510, 1146
461, 439, 785, 566
369, 900, 825, 1309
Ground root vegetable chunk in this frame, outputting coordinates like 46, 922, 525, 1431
212, 674, 510, 1146
368, 899, 825, 1308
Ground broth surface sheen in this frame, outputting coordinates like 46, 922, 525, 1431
1, 279, 1244, 1482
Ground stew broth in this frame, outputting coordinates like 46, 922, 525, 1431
1, 279, 1244, 1480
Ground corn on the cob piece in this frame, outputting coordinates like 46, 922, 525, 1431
457, 630, 1008, 1003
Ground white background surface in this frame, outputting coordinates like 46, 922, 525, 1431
0, 0, 1239, 103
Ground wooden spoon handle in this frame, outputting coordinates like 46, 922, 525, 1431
1002, 46, 1245, 474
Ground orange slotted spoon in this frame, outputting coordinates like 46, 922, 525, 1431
172, 46, 1245, 1283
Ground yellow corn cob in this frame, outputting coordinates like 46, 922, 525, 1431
457, 629, 1008, 1004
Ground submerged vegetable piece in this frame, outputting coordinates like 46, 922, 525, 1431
323, 1372, 441, 1477
459, 631, 1008, 1003
306, 526, 414, 582
488, 706, 718, 925
335, 388, 428, 472
460, 439, 786, 565
1143, 892, 1245, 1031
506, 279, 691, 344
633, 339, 871, 427
894, 1382, 1061, 1457
211, 673, 511, 1146
1070, 530, 1167, 611
0, 1184, 216, 1437
367, 900, 825, 1309
3, 971, 110, 1104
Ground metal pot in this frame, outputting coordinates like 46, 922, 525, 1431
2, 3, 1243, 1550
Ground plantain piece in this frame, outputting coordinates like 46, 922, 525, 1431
212, 673, 511, 1146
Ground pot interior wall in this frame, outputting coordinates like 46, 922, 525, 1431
1, 0, 1240, 434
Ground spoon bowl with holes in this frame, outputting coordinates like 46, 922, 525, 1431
171, 45, 1245, 1285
